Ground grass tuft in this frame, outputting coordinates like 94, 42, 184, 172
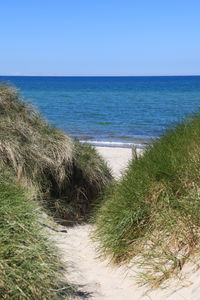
94, 114, 200, 286
0, 167, 70, 299
0, 84, 73, 193
49, 141, 113, 223
0, 84, 112, 222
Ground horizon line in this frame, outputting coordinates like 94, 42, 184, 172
0, 74, 200, 77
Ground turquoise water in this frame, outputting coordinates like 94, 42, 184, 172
1, 76, 200, 147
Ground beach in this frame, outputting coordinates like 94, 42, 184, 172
96, 146, 144, 179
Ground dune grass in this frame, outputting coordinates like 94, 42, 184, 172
0, 84, 72, 193
0, 167, 71, 299
0, 84, 112, 298
0, 84, 112, 222
53, 141, 113, 223
94, 114, 200, 286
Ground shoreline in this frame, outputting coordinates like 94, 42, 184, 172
81, 140, 147, 149
78, 138, 151, 149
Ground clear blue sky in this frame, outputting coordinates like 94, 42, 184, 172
1, 0, 200, 76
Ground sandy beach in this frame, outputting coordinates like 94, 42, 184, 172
48, 146, 200, 300
96, 146, 144, 179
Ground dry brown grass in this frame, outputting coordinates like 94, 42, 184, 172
0, 84, 112, 223
0, 84, 73, 191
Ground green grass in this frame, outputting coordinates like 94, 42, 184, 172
0, 167, 70, 299
94, 114, 200, 286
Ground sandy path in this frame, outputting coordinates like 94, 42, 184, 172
53, 224, 142, 299
48, 147, 200, 300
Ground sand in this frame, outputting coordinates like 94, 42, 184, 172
47, 147, 200, 300
96, 146, 143, 179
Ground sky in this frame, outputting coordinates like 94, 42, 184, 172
0, 0, 200, 76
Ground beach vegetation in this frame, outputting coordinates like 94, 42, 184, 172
0, 84, 112, 298
0, 167, 71, 299
51, 141, 113, 223
94, 113, 200, 286
0, 84, 112, 222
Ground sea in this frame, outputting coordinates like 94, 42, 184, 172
0, 76, 200, 148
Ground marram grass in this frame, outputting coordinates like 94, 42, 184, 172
94, 114, 200, 286
0, 84, 112, 298
0, 84, 72, 190
0, 167, 71, 299
0, 84, 112, 223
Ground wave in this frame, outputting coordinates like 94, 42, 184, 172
79, 140, 147, 149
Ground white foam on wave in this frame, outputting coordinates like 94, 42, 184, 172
79, 140, 146, 148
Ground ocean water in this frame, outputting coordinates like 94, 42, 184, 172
0, 76, 200, 147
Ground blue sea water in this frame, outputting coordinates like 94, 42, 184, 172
0, 76, 200, 147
